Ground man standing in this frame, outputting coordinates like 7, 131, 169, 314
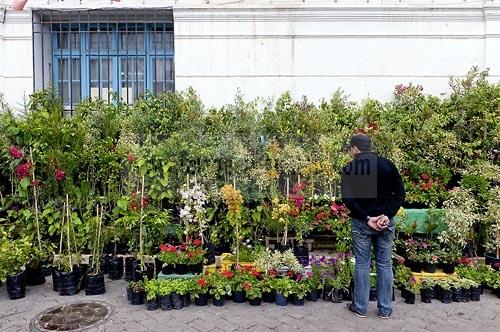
341, 133, 405, 319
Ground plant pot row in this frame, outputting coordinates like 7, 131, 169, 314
405, 260, 456, 274
160, 263, 203, 275
401, 285, 482, 304
51, 266, 106, 296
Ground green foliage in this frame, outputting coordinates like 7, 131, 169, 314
269, 276, 294, 297
0, 237, 32, 281
144, 278, 159, 300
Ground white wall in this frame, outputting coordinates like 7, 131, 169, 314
1, 0, 500, 109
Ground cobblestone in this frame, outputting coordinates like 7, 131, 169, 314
1, 278, 499, 331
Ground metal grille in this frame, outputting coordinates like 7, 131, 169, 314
32, 9, 174, 114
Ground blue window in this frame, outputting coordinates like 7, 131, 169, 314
51, 21, 174, 109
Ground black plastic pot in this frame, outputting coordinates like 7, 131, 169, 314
461, 288, 471, 302
291, 294, 305, 306
203, 241, 216, 265
249, 297, 262, 306
471, 287, 481, 301
262, 291, 275, 303
77, 265, 89, 291
51, 267, 61, 292
127, 287, 132, 302
107, 256, 124, 280
212, 297, 225, 306
293, 245, 309, 267
401, 288, 407, 299
441, 263, 455, 274
161, 264, 174, 275
6, 271, 26, 300
85, 273, 105, 295
159, 294, 173, 310
404, 292, 415, 304
275, 243, 291, 253
182, 294, 191, 307
369, 287, 377, 301
195, 293, 209, 306
424, 263, 436, 273
189, 263, 203, 275
484, 252, 500, 271
141, 263, 155, 280
331, 288, 343, 303
26, 264, 46, 286
171, 292, 183, 309
322, 284, 332, 301
100, 255, 109, 275
441, 290, 452, 304
451, 288, 462, 302
342, 286, 352, 301
420, 288, 433, 303
146, 297, 159, 310
125, 257, 146, 281
130, 290, 144, 305
233, 291, 246, 303
58, 270, 79, 296
275, 292, 288, 306
175, 264, 189, 275
433, 285, 441, 300
306, 289, 319, 302
407, 260, 422, 273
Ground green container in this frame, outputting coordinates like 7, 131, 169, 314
395, 208, 446, 234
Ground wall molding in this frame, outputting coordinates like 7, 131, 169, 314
175, 34, 500, 39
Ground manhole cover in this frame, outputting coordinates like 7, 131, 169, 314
30, 301, 113, 331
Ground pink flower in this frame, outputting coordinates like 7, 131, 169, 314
55, 169, 65, 181
127, 153, 136, 162
192, 239, 202, 247
159, 244, 167, 252
16, 162, 31, 179
9, 146, 24, 159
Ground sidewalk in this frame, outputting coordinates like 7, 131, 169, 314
1, 279, 499, 332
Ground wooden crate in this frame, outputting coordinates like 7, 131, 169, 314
220, 253, 255, 271
411, 269, 457, 284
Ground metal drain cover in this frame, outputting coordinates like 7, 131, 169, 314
30, 301, 113, 331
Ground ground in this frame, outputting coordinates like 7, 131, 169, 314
1, 279, 499, 332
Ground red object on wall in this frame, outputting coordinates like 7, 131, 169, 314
11, 0, 28, 11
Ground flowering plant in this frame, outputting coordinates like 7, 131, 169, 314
180, 182, 207, 238
271, 196, 292, 245
157, 243, 177, 265
207, 271, 232, 300
243, 279, 263, 300
186, 239, 206, 265
191, 276, 209, 298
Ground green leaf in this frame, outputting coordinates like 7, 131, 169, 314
20, 177, 30, 190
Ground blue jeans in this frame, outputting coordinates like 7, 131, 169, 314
351, 218, 395, 316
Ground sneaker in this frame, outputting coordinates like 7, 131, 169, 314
346, 303, 367, 318
378, 310, 392, 319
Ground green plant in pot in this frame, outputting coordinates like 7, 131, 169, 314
128, 280, 145, 305
420, 278, 435, 303
157, 243, 177, 275
270, 276, 293, 306
402, 276, 419, 304
484, 186, 500, 269
144, 278, 160, 310
207, 271, 232, 306
191, 276, 210, 306
0, 237, 31, 300
290, 276, 309, 306
243, 279, 263, 306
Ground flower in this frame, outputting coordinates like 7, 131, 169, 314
221, 270, 234, 278
30, 179, 41, 187
55, 169, 65, 181
16, 162, 31, 179
242, 281, 252, 290
192, 239, 202, 247
168, 245, 176, 253
159, 244, 168, 252
9, 146, 24, 159
197, 278, 207, 286
127, 153, 136, 161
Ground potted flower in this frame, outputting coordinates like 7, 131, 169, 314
304, 271, 322, 302
261, 275, 275, 303
187, 239, 205, 274
423, 252, 439, 273
0, 238, 31, 300
230, 269, 251, 303
191, 276, 210, 306
244, 279, 263, 306
207, 271, 232, 306
157, 244, 177, 275
403, 276, 418, 304
420, 278, 434, 303
290, 275, 308, 306
157, 280, 173, 310
175, 244, 190, 275
144, 278, 160, 310
270, 277, 293, 306
128, 280, 145, 305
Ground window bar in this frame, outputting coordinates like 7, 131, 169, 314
172, 10, 175, 92
88, 10, 91, 102
107, 10, 111, 103
143, 11, 147, 98
98, 13, 101, 100
115, 11, 120, 103
32, 12, 36, 93
69, 11, 73, 114
135, 10, 138, 102
125, 10, 129, 104
78, 11, 82, 108
153, 10, 157, 96
59, 11, 64, 109
163, 14, 167, 92
40, 11, 44, 91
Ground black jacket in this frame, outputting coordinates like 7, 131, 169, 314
340, 152, 405, 220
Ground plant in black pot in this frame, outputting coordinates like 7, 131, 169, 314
304, 270, 322, 302
484, 188, 500, 270
244, 279, 263, 306
192, 276, 210, 306
460, 278, 475, 302
207, 271, 232, 307
128, 280, 145, 305
402, 276, 418, 304
261, 276, 275, 303
174, 245, 190, 275
173, 279, 192, 308
438, 279, 452, 304
157, 243, 177, 275
86, 206, 106, 296
25, 246, 48, 286
187, 239, 205, 275
420, 278, 434, 303
270, 276, 293, 306
451, 279, 463, 302
403, 238, 422, 273
145, 279, 160, 310
157, 280, 173, 310
423, 251, 438, 274
290, 275, 308, 306
0, 237, 31, 300
438, 247, 459, 274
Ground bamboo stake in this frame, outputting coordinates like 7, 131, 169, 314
59, 202, 65, 256
96, 206, 103, 273
66, 194, 73, 272
139, 175, 145, 271
30, 147, 42, 251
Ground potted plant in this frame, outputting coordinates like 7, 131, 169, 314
244, 279, 263, 306
144, 278, 160, 310
438, 247, 459, 274
423, 252, 439, 274
270, 276, 293, 306
0, 238, 31, 300
403, 277, 418, 304
169, 279, 188, 309
86, 205, 105, 296
451, 279, 463, 302
187, 239, 205, 274
230, 269, 252, 303
438, 279, 452, 304
460, 278, 477, 302
157, 244, 177, 275
128, 280, 145, 305
420, 278, 434, 303
304, 271, 322, 302
208, 271, 232, 306
175, 245, 190, 275
261, 275, 275, 303
394, 265, 412, 297
176, 279, 192, 308
191, 276, 209, 306
484, 187, 500, 270
290, 276, 308, 306
157, 280, 173, 311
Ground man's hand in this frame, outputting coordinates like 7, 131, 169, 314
367, 215, 384, 231
377, 215, 390, 230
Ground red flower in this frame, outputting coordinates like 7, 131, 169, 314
242, 281, 252, 290
55, 169, 65, 181
127, 153, 136, 162
16, 162, 31, 179
192, 239, 202, 247
221, 270, 234, 278
178, 243, 187, 251
9, 146, 24, 159
168, 245, 176, 253
251, 270, 261, 278
159, 244, 167, 252
197, 278, 207, 286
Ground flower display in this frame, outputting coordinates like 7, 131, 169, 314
9, 146, 24, 159
16, 162, 31, 179
55, 169, 65, 181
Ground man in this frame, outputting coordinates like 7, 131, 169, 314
340, 133, 405, 319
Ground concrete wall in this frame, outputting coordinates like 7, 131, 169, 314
1, 0, 500, 109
